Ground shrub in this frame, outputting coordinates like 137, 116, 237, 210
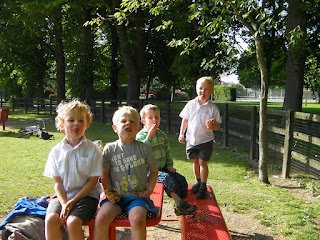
214, 86, 237, 101
173, 91, 189, 101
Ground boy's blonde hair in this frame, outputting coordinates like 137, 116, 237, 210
112, 106, 140, 125
55, 98, 92, 132
196, 76, 214, 90
140, 104, 160, 120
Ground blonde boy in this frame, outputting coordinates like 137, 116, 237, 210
179, 76, 221, 199
137, 104, 196, 215
43, 99, 103, 240
94, 106, 158, 240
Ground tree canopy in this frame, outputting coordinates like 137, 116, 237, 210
0, 0, 319, 106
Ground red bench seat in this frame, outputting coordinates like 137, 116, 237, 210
81, 182, 164, 240
181, 184, 230, 240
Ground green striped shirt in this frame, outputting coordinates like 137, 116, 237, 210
136, 127, 173, 170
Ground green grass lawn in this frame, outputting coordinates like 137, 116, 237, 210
1, 110, 320, 240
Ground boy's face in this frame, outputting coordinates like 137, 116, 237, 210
61, 108, 88, 144
113, 110, 140, 143
141, 109, 161, 130
196, 80, 214, 103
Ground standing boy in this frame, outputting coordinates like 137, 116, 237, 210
94, 106, 158, 240
137, 104, 196, 216
179, 76, 222, 199
43, 99, 102, 240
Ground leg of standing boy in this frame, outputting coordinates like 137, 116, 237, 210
190, 157, 208, 199
188, 141, 213, 199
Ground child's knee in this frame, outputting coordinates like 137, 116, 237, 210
66, 215, 82, 228
129, 208, 147, 226
199, 159, 208, 167
45, 213, 60, 226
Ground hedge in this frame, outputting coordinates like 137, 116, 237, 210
214, 86, 236, 101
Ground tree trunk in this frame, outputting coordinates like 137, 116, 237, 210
110, 20, 119, 102
255, 35, 270, 184
53, 6, 65, 99
81, 7, 94, 101
112, 0, 146, 107
283, 0, 307, 112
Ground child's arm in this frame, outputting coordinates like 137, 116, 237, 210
53, 176, 68, 222
61, 176, 99, 221
178, 119, 188, 144
206, 118, 221, 131
135, 167, 158, 198
101, 168, 113, 191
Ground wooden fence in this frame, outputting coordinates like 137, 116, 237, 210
1, 97, 319, 178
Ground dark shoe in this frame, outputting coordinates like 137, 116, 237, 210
190, 183, 200, 194
196, 187, 207, 199
175, 201, 197, 216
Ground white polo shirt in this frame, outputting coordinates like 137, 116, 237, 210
43, 136, 103, 200
179, 97, 222, 146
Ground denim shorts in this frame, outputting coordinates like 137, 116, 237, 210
186, 140, 213, 161
100, 196, 157, 216
157, 170, 188, 199
47, 196, 98, 224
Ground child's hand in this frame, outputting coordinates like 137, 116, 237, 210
167, 166, 176, 173
60, 205, 69, 222
134, 189, 152, 198
206, 118, 216, 129
60, 200, 75, 223
148, 123, 158, 139
59, 204, 69, 223
178, 134, 185, 144
105, 189, 121, 203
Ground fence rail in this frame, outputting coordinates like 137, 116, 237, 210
1, 97, 319, 178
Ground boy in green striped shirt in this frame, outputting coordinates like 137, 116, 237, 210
136, 104, 196, 216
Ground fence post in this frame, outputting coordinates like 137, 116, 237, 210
25, 97, 28, 113
282, 110, 294, 179
223, 103, 228, 147
101, 99, 105, 123
12, 97, 15, 112
91, 99, 96, 120
50, 99, 53, 115
250, 106, 257, 160
37, 98, 40, 115
166, 100, 171, 133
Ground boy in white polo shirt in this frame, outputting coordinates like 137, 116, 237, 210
43, 99, 102, 240
178, 76, 221, 199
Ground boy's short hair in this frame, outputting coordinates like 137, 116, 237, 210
55, 98, 92, 132
112, 106, 140, 125
140, 104, 160, 120
196, 76, 214, 89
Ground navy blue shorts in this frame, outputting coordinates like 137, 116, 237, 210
186, 140, 213, 161
47, 196, 98, 224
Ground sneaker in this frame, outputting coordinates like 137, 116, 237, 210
196, 187, 207, 199
175, 201, 197, 216
190, 183, 200, 194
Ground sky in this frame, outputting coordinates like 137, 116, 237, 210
220, 74, 239, 84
